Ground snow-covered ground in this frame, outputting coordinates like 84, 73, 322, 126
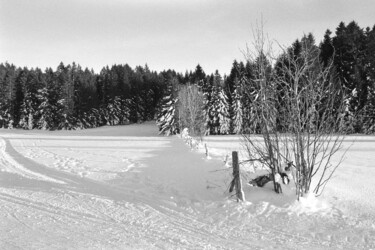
0, 122, 374, 249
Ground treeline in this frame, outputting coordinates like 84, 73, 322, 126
1, 20, 374, 133
0, 62, 192, 130
157, 21, 375, 135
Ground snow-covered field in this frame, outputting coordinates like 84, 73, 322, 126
0, 122, 374, 249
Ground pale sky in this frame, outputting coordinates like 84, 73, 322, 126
1, 0, 374, 75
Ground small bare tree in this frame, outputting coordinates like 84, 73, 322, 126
241, 22, 285, 194
242, 24, 347, 199
177, 83, 205, 137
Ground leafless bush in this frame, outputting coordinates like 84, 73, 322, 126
242, 23, 347, 199
177, 84, 205, 137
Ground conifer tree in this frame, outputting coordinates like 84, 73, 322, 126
192, 64, 206, 83
156, 80, 179, 136
36, 70, 64, 130
226, 60, 240, 95
217, 87, 231, 134
333, 21, 368, 120
360, 87, 375, 134
0, 63, 16, 128
36, 87, 55, 130
232, 78, 243, 134
201, 76, 214, 135
320, 29, 334, 67
206, 72, 223, 135
209, 86, 220, 135
19, 70, 40, 129
12, 69, 28, 126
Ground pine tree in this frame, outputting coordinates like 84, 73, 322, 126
209, 71, 230, 134
200, 76, 214, 135
140, 88, 155, 121
156, 82, 179, 136
129, 95, 143, 123
209, 85, 220, 134
119, 97, 131, 125
19, 70, 40, 129
56, 63, 77, 129
361, 25, 375, 133
207, 83, 231, 135
320, 29, 334, 67
0, 62, 168, 130
192, 64, 206, 83
205, 73, 223, 135
36, 70, 65, 130
333, 21, 368, 119
36, 87, 55, 130
359, 89, 375, 134
226, 60, 240, 95
103, 96, 130, 126
0, 63, 16, 128
365, 25, 375, 84
157, 97, 178, 136
217, 87, 231, 134
232, 78, 243, 134
12, 69, 28, 127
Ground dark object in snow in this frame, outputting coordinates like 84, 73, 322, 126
249, 174, 271, 187
249, 172, 290, 187
280, 173, 290, 185
285, 161, 293, 171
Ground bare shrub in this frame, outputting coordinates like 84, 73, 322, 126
242, 23, 347, 199
177, 84, 205, 137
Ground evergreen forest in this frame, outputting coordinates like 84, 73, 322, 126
1, 21, 374, 134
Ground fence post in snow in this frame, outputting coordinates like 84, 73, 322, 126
231, 151, 245, 202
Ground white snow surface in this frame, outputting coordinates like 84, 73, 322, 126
0, 122, 374, 249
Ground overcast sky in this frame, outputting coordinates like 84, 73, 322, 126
1, 0, 374, 75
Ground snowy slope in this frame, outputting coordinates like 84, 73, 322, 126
0, 122, 374, 249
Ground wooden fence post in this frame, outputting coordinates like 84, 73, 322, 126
231, 151, 245, 202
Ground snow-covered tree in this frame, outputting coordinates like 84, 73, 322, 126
231, 79, 243, 134
19, 92, 37, 130
99, 96, 130, 126
333, 22, 368, 128
87, 108, 100, 128
156, 83, 179, 136
207, 85, 230, 135
106, 102, 120, 125
217, 87, 231, 134
19, 71, 42, 129
36, 87, 56, 130
0, 64, 16, 128
59, 113, 76, 130
339, 94, 356, 133
202, 71, 231, 135
129, 95, 143, 123
208, 86, 220, 134
157, 98, 178, 136
359, 85, 375, 134
201, 79, 213, 135
116, 97, 131, 125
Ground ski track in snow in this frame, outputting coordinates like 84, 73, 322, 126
0, 123, 375, 249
